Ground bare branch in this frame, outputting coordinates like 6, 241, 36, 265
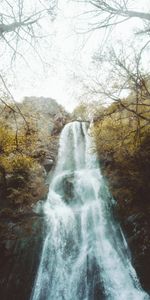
80, 0, 150, 34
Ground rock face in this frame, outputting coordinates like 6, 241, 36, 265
0, 97, 70, 300
43, 158, 54, 172
99, 153, 150, 293
21, 97, 69, 146
0, 214, 45, 300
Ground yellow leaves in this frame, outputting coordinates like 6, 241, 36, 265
72, 102, 88, 119
11, 155, 35, 172
0, 156, 11, 172
0, 151, 35, 174
0, 121, 37, 175
91, 97, 150, 166
92, 113, 137, 161
0, 124, 16, 154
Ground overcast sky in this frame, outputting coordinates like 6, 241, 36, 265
3, 0, 150, 112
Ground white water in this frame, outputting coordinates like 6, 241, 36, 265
31, 121, 149, 300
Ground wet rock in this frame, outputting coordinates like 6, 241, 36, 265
63, 175, 74, 202
99, 153, 150, 293
0, 214, 45, 300
43, 158, 54, 172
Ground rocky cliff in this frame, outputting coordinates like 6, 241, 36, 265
0, 96, 70, 300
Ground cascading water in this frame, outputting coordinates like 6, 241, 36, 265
31, 121, 149, 300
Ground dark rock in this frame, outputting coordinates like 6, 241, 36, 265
0, 215, 45, 300
43, 158, 54, 172
99, 152, 150, 293
63, 175, 74, 202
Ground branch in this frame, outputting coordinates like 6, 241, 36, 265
0, 75, 29, 128
86, 0, 150, 33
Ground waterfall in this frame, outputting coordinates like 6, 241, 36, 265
31, 121, 149, 300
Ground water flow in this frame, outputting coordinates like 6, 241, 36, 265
31, 122, 149, 300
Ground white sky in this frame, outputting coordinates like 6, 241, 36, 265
2, 0, 150, 112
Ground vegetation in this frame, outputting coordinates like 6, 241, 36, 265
0, 119, 39, 204
91, 94, 150, 204
72, 12, 150, 283
0, 96, 69, 209
84, 92, 149, 289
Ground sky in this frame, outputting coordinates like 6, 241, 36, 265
1, 0, 150, 112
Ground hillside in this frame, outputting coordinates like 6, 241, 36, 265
91, 96, 150, 291
0, 96, 70, 300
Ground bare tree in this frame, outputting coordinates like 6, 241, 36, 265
0, 0, 57, 134
0, 0, 57, 60
89, 42, 150, 147
0, 0, 57, 120
80, 0, 150, 34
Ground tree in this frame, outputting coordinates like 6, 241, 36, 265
0, 0, 57, 124
88, 41, 150, 120
82, 0, 150, 34
0, 0, 57, 58
0, 119, 38, 195
77, 38, 150, 148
